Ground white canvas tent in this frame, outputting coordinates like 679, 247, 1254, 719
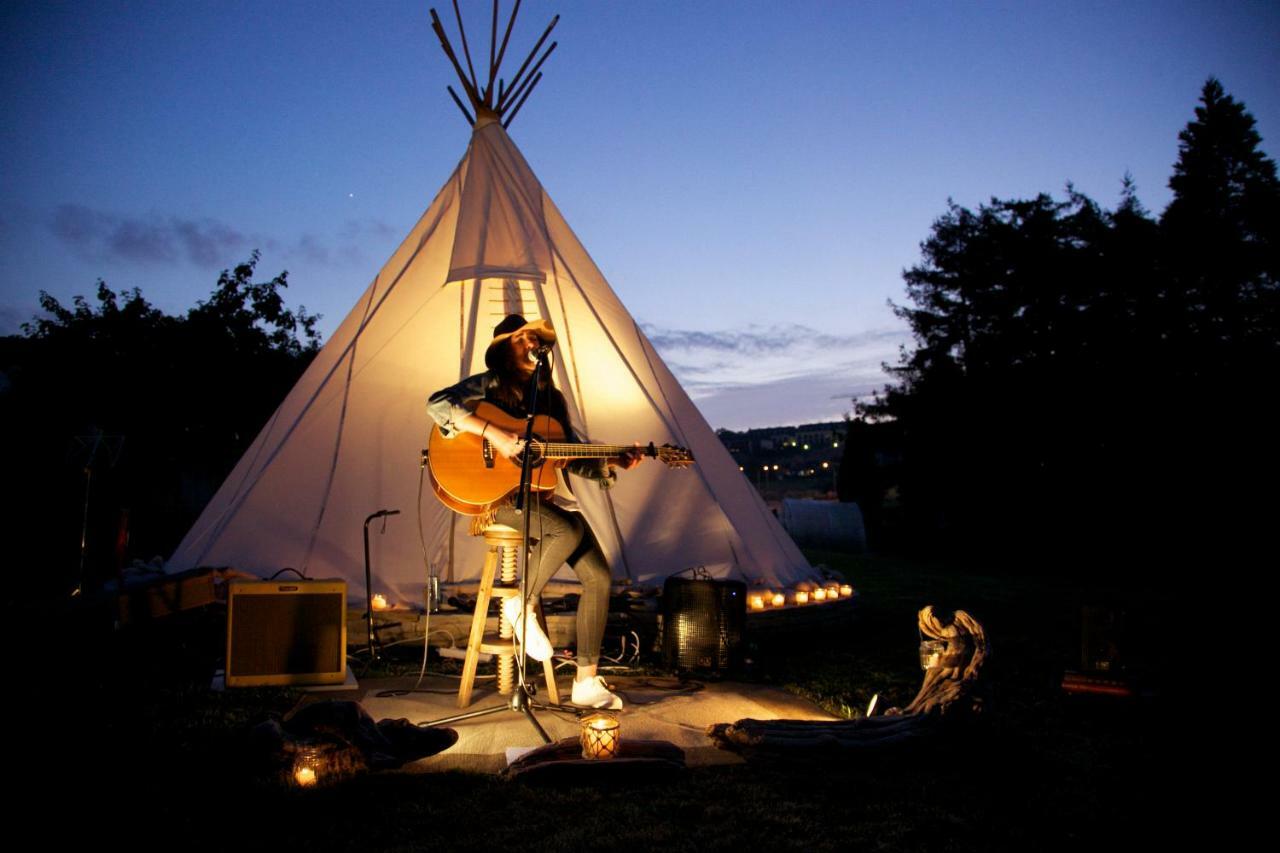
166, 9, 815, 603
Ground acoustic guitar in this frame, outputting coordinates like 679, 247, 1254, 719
427, 401, 695, 515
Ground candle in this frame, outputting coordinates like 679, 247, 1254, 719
771, 592, 786, 607
813, 588, 827, 602
840, 584, 853, 597
371, 593, 389, 611
749, 595, 766, 610
580, 713, 621, 760
826, 585, 840, 599
293, 747, 321, 787
794, 590, 809, 605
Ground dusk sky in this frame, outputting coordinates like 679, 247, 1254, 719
3, 1, 1277, 429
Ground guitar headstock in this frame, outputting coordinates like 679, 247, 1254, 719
647, 442, 695, 469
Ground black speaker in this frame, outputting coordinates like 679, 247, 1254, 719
661, 576, 746, 676
225, 579, 347, 687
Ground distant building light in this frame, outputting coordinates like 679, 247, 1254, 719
822, 462, 829, 469
772, 464, 779, 471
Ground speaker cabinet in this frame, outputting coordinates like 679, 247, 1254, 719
662, 576, 746, 676
225, 579, 347, 687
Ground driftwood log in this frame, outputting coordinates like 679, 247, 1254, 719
706, 606, 987, 755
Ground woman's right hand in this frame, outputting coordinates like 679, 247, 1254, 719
486, 429, 525, 461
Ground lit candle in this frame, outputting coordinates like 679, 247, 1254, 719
771, 592, 786, 607
580, 713, 621, 760
840, 584, 853, 597
826, 585, 840, 599
749, 594, 766, 610
794, 590, 810, 605
371, 593, 389, 611
813, 588, 827, 602
293, 747, 321, 787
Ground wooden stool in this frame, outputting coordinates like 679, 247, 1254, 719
457, 523, 561, 708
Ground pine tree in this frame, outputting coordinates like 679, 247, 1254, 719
1161, 78, 1280, 378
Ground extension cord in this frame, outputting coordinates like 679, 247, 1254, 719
436, 646, 491, 663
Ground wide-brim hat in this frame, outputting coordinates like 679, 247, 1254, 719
484, 314, 556, 370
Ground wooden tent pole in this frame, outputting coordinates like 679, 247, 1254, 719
451, 0, 481, 99
498, 14, 558, 111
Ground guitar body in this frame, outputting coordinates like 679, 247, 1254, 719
427, 401, 568, 515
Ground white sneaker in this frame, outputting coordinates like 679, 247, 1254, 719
571, 675, 623, 710
500, 595, 552, 662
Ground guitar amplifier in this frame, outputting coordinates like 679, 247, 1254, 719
661, 576, 746, 676
225, 579, 347, 687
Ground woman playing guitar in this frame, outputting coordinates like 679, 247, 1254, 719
427, 314, 642, 710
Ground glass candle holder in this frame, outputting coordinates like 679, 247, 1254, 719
292, 746, 322, 787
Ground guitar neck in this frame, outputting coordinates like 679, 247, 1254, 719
535, 443, 636, 460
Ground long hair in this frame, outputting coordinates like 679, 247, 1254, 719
486, 339, 570, 427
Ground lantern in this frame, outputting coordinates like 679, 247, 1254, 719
580, 713, 621, 760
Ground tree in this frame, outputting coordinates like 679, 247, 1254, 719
854, 79, 1277, 570
1, 254, 320, 596
1162, 78, 1280, 379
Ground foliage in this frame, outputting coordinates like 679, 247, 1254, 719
0, 253, 319, 596
850, 79, 1277, 568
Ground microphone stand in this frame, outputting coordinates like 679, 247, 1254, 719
362, 509, 400, 663
419, 349, 553, 744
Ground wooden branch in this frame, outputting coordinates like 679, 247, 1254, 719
430, 8, 480, 106
451, 0, 481, 103
497, 14, 558, 111
502, 71, 542, 129
447, 85, 476, 126
491, 0, 522, 97
706, 605, 988, 757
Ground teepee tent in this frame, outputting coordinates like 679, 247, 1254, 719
166, 6, 814, 602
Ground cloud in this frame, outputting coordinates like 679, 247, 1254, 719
50, 204, 247, 266
47, 206, 399, 271
638, 320, 910, 429
642, 321, 909, 396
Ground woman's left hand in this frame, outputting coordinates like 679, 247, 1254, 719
617, 443, 644, 470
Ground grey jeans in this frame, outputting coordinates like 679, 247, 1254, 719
494, 501, 611, 666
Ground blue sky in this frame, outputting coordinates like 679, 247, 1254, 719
2, 1, 1277, 428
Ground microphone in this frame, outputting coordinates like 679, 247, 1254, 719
527, 344, 552, 363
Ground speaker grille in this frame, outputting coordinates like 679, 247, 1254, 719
662, 576, 746, 675
226, 580, 346, 686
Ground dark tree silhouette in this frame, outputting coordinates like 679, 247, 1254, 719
0, 254, 319, 597
848, 79, 1276, 571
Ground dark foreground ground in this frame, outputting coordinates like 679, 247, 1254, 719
23, 550, 1179, 851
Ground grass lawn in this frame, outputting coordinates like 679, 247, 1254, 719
27, 550, 1176, 851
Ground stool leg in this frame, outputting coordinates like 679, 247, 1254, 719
534, 600, 561, 704
457, 544, 500, 708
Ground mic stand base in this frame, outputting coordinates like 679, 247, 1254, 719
418, 681, 552, 744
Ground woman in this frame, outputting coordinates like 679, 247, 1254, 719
427, 314, 642, 709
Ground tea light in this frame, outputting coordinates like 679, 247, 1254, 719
771, 592, 786, 607
825, 585, 840, 599
812, 588, 827, 602
293, 747, 321, 787
749, 594, 766, 610
794, 590, 810, 605
580, 713, 621, 760
371, 593, 389, 611
839, 584, 853, 597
